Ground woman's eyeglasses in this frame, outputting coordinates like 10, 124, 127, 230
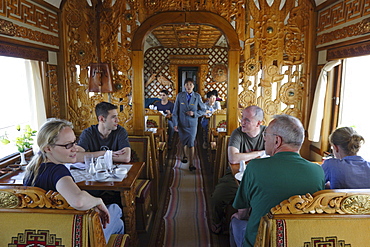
53, 140, 77, 149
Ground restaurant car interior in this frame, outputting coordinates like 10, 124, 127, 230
1, 0, 370, 246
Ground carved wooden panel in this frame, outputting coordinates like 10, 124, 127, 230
327, 39, 370, 60
271, 190, 370, 215
0, 186, 72, 209
47, 64, 60, 118
61, 0, 313, 132
0, 41, 48, 61
240, 0, 312, 123
0, 0, 58, 34
0, 1, 59, 48
317, 0, 370, 33
317, 17, 370, 46
62, 0, 135, 133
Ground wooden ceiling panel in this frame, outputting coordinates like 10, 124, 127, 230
151, 24, 223, 48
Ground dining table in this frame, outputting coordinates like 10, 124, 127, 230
0, 161, 145, 247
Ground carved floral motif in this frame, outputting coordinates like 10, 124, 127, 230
0, 187, 72, 209
271, 191, 370, 215
0, 19, 16, 36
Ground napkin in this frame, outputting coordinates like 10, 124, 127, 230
104, 150, 113, 171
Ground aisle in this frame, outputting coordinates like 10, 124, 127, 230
162, 141, 212, 246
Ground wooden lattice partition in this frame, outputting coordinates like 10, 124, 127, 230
144, 46, 228, 101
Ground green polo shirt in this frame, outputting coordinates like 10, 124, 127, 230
233, 152, 325, 247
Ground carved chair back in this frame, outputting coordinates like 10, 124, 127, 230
0, 186, 128, 247
255, 189, 370, 247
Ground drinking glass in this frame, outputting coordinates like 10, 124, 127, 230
84, 154, 94, 170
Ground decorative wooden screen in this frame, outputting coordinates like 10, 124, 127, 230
144, 46, 228, 101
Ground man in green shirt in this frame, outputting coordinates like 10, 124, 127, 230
231, 114, 325, 247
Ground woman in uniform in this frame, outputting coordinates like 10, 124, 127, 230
172, 78, 206, 171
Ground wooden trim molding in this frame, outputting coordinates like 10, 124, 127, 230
0, 41, 48, 61
327, 39, 370, 60
317, 17, 370, 46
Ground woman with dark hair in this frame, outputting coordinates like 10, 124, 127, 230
23, 118, 124, 242
201, 91, 221, 149
322, 127, 370, 189
172, 78, 206, 171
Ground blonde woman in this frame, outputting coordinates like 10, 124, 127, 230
23, 118, 124, 242
322, 127, 370, 189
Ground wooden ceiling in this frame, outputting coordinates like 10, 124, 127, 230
151, 24, 224, 48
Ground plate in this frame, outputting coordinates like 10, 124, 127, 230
235, 171, 243, 181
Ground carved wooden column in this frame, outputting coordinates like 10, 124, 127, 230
227, 49, 240, 134
132, 50, 145, 135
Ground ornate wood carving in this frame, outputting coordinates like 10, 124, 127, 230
317, 0, 370, 33
0, 186, 73, 209
0, 0, 59, 47
239, 0, 311, 122
62, 0, 134, 133
270, 190, 370, 215
62, 0, 313, 132
0, 18, 16, 36
47, 64, 60, 118
327, 39, 370, 60
0, 0, 58, 34
0, 42, 48, 61
317, 17, 370, 46
121, 189, 138, 246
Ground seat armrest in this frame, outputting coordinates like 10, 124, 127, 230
107, 234, 130, 247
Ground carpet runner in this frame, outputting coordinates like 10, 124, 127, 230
163, 142, 211, 246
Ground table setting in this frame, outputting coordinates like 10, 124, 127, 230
68, 150, 132, 183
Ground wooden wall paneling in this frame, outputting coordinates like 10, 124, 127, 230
61, 0, 134, 134
61, 0, 314, 136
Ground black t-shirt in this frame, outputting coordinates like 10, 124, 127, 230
78, 124, 130, 152
23, 162, 72, 191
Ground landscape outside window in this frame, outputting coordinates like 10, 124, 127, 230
338, 55, 370, 161
0, 56, 36, 159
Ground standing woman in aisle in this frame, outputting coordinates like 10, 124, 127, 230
172, 78, 206, 171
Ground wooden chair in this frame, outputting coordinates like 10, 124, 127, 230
213, 135, 230, 189
255, 189, 370, 247
145, 108, 168, 170
128, 136, 156, 232
208, 109, 227, 165
143, 131, 160, 203
0, 186, 129, 247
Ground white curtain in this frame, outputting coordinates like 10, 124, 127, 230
25, 60, 46, 130
308, 60, 341, 142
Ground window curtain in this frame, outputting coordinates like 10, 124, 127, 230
308, 60, 341, 142
25, 60, 46, 130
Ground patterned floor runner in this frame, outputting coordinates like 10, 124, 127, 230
163, 141, 211, 246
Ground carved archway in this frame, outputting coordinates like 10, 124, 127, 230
131, 11, 240, 135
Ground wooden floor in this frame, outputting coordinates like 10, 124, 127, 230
138, 130, 230, 246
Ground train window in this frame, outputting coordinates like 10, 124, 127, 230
336, 55, 370, 160
0, 56, 45, 160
